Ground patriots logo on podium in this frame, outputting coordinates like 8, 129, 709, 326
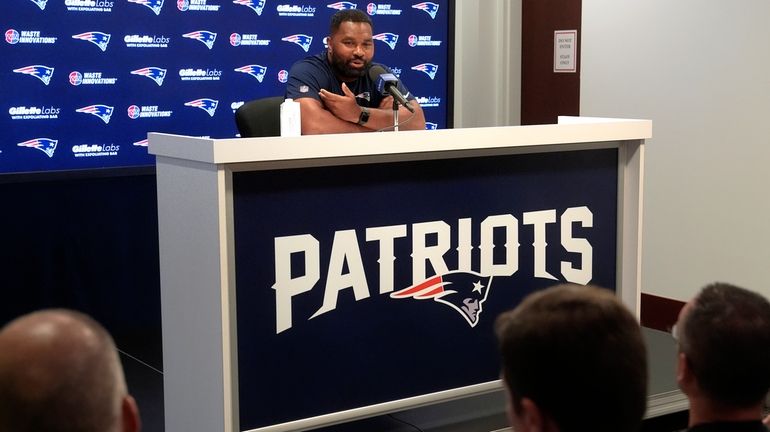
17, 138, 58, 158
234, 65, 268, 83
411, 63, 438, 79
327, 2, 356, 10
131, 67, 167, 86
76, 105, 114, 124
282, 34, 313, 52
185, 98, 218, 117
72, 32, 111, 52
183, 31, 217, 49
425, 122, 438, 130
391, 271, 493, 327
233, 0, 265, 15
13, 65, 54, 85
412, 2, 439, 19
128, 0, 164, 15
28, 0, 48, 10
373, 32, 398, 50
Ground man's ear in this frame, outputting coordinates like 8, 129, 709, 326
122, 395, 142, 432
517, 397, 546, 432
677, 352, 694, 395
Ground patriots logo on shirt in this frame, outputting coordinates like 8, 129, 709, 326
72, 32, 111, 52
391, 271, 493, 327
373, 32, 399, 50
128, 0, 164, 15
13, 65, 54, 85
76, 105, 115, 124
17, 138, 58, 158
28, 0, 48, 9
185, 98, 218, 117
412, 1, 439, 19
281, 34, 313, 52
130, 67, 167, 86
233, 0, 265, 15
183, 31, 217, 49
327, 2, 356, 10
234, 65, 267, 83
355, 91, 371, 102
411, 63, 438, 79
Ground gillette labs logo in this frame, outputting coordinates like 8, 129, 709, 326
9, 106, 60, 120
124, 34, 170, 48
65, 0, 114, 12
277, 4, 316, 16
72, 144, 120, 157
179, 68, 222, 81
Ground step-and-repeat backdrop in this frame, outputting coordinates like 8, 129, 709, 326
2, 0, 451, 174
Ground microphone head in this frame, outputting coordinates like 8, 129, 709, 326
368, 64, 387, 81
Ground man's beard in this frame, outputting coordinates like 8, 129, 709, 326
330, 50, 371, 80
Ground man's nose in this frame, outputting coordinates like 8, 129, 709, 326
353, 45, 363, 56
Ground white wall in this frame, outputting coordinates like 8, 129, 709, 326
454, 0, 521, 128
581, 1, 770, 301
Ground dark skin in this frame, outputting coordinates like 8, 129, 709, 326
299, 21, 426, 134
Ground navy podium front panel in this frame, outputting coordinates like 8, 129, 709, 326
2, 0, 451, 174
232, 148, 619, 430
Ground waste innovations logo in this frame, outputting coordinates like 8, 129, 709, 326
5, 29, 57, 45
281, 34, 312, 52
65, 0, 114, 12
412, 1, 438, 19
183, 30, 216, 49
234, 64, 267, 82
18, 138, 57, 158
229, 33, 270, 46
276, 4, 316, 17
72, 143, 120, 158
184, 98, 218, 117
177, 0, 221, 12
411, 63, 438, 79
127, 105, 173, 119
69, 71, 118, 85
72, 31, 111, 51
27, 0, 48, 10
373, 32, 398, 50
124, 34, 170, 48
415, 96, 441, 108
179, 67, 222, 81
366, 2, 401, 15
9, 105, 60, 120
232, 0, 265, 14
277, 69, 288, 83
130, 67, 167, 85
327, 1, 356, 10
407, 34, 442, 47
13, 65, 54, 85
76, 105, 114, 124
128, 0, 164, 15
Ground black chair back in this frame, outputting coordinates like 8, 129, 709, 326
234, 96, 284, 138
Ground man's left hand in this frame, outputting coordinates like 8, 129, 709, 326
319, 83, 361, 123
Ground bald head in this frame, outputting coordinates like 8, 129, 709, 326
0, 309, 135, 432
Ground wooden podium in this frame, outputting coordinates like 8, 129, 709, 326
149, 117, 650, 432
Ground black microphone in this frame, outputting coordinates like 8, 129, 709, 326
368, 65, 415, 113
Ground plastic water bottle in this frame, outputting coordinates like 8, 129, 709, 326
280, 98, 301, 137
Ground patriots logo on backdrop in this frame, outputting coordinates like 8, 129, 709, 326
28, 0, 48, 10
131, 67, 167, 86
281, 34, 312, 52
13, 65, 54, 85
425, 122, 437, 130
233, 0, 265, 15
327, 1, 356, 10
412, 1, 438, 19
72, 32, 111, 52
391, 271, 493, 327
373, 32, 398, 50
133, 138, 149, 147
17, 138, 57, 158
6, 29, 20, 44
185, 98, 218, 116
183, 31, 216, 49
234, 65, 267, 82
411, 63, 438, 79
128, 0, 164, 15
76, 105, 114, 124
